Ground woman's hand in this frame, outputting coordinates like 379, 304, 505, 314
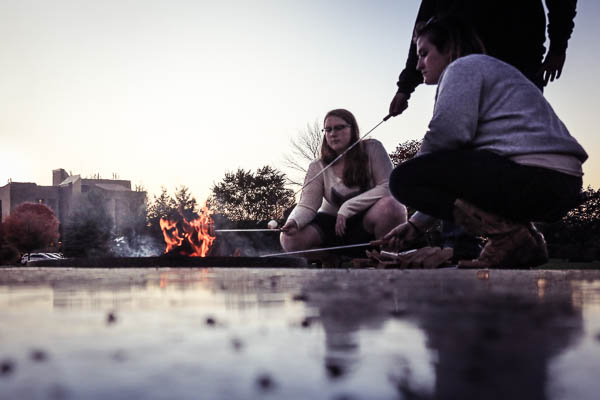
335, 214, 347, 237
280, 220, 299, 236
371, 221, 421, 251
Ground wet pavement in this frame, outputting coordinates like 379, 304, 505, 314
1, 266, 600, 400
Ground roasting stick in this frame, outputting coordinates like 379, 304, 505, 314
215, 228, 280, 233
261, 242, 371, 257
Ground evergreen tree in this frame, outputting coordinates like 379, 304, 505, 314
62, 188, 113, 257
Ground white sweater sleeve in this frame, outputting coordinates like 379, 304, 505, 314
286, 160, 325, 230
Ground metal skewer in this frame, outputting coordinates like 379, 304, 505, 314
261, 242, 371, 257
215, 229, 281, 233
294, 114, 391, 195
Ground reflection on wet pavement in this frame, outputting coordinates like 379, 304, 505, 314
1, 267, 600, 399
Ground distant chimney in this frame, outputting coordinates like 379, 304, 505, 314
52, 168, 69, 186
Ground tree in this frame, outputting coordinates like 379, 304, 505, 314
2, 203, 60, 255
173, 185, 198, 221
1, 217, 20, 265
147, 187, 177, 235
113, 190, 150, 255
62, 188, 113, 257
389, 139, 422, 167
282, 120, 323, 186
209, 166, 295, 222
0, 244, 20, 265
540, 186, 600, 261
146, 186, 200, 237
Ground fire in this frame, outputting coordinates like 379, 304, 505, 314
159, 204, 215, 257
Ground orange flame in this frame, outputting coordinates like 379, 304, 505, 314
159, 204, 215, 257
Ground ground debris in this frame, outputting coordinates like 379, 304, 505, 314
325, 360, 345, 379
1, 359, 15, 376
106, 311, 117, 324
231, 337, 244, 351
256, 373, 276, 390
292, 293, 309, 302
30, 349, 48, 362
365, 247, 453, 269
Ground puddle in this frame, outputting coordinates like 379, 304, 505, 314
1, 267, 599, 399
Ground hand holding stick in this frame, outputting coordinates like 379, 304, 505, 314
280, 220, 298, 236
371, 221, 421, 252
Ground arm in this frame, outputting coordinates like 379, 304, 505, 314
390, 0, 436, 116
541, 0, 577, 84
372, 211, 437, 251
285, 160, 325, 230
338, 140, 393, 217
417, 59, 482, 156
395, 0, 436, 95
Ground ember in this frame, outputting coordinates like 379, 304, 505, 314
159, 204, 215, 257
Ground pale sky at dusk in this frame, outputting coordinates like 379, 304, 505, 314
1, 0, 599, 203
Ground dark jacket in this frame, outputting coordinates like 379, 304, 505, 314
396, 0, 577, 93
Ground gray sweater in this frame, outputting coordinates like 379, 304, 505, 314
418, 54, 587, 175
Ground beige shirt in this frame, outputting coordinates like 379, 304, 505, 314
287, 139, 393, 229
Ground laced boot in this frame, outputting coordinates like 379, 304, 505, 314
526, 222, 549, 266
453, 199, 548, 269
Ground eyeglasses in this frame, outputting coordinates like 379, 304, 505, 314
322, 124, 350, 133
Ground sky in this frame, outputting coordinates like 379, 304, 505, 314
1, 0, 599, 203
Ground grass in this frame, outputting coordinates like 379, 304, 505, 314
534, 259, 600, 270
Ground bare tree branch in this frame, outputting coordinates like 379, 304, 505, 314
282, 120, 323, 187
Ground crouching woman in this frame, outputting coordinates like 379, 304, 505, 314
380, 17, 587, 268
280, 109, 407, 252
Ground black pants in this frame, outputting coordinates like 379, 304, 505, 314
389, 150, 582, 223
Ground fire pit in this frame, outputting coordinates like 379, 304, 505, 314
27, 255, 308, 268
28, 203, 307, 268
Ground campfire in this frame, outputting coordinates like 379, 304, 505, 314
159, 204, 215, 257
24, 203, 308, 267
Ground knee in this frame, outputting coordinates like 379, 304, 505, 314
280, 233, 296, 252
280, 232, 311, 252
387, 196, 408, 223
368, 196, 407, 224
389, 164, 416, 204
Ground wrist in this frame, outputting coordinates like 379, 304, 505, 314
407, 220, 422, 235
408, 212, 436, 232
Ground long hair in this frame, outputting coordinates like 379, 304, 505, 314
414, 16, 485, 62
321, 109, 370, 190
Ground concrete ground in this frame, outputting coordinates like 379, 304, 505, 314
1, 266, 600, 400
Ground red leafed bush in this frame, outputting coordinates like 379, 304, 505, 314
2, 203, 60, 254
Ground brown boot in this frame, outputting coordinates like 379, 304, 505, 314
453, 199, 548, 269
526, 222, 549, 265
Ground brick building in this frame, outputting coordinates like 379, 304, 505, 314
0, 169, 146, 231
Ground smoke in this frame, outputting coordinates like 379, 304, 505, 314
111, 234, 163, 257
211, 231, 281, 257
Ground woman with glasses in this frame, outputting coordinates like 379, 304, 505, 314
280, 109, 406, 253
376, 17, 587, 268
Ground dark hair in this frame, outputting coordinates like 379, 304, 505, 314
321, 109, 370, 190
414, 16, 485, 62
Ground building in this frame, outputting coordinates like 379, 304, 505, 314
0, 169, 146, 231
